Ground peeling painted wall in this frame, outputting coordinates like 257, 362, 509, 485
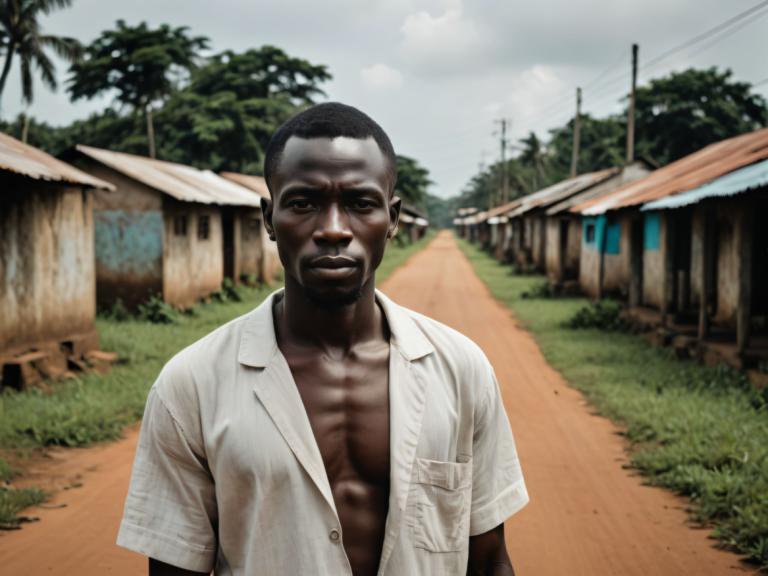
163, 201, 223, 308
73, 158, 165, 310
0, 177, 95, 352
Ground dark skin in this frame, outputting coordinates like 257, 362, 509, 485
149, 136, 515, 576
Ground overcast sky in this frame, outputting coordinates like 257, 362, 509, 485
2, 0, 767, 198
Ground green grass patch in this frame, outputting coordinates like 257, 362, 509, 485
458, 239, 768, 569
0, 487, 46, 529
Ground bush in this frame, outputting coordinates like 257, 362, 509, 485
521, 281, 555, 299
137, 295, 179, 324
565, 300, 628, 331
99, 298, 131, 322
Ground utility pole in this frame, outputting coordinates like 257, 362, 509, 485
495, 118, 510, 206
626, 43, 638, 163
570, 87, 582, 178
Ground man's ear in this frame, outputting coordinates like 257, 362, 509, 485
388, 195, 402, 238
261, 196, 276, 241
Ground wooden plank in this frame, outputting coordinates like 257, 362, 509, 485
737, 203, 753, 354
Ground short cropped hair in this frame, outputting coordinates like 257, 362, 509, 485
263, 102, 397, 193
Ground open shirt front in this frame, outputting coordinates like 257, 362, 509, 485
117, 289, 528, 575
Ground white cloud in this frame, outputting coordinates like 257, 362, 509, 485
399, 1, 491, 74
360, 63, 404, 89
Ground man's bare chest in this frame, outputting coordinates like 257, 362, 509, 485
285, 348, 391, 484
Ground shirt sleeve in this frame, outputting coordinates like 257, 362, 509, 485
469, 362, 529, 536
116, 384, 218, 573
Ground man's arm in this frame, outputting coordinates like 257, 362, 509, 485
149, 558, 209, 576
467, 523, 515, 576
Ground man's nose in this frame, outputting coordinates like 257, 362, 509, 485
313, 204, 353, 244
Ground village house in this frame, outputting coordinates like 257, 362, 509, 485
219, 171, 283, 284
572, 127, 768, 370
66, 146, 263, 310
0, 133, 114, 389
544, 162, 651, 287
398, 203, 430, 243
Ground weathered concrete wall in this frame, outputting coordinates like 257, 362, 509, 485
531, 216, 547, 270
0, 177, 96, 353
239, 209, 263, 280
602, 214, 631, 295
545, 217, 582, 282
163, 202, 224, 308
689, 202, 741, 325
642, 213, 666, 308
579, 213, 631, 298
715, 204, 740, 324
545, 218, 560, 281
74, 159, 165, 310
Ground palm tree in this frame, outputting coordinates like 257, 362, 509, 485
0, 0, 81, 110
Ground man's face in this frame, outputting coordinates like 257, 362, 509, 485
264, 136, 400, 307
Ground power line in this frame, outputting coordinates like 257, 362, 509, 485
643, 0, 768, 72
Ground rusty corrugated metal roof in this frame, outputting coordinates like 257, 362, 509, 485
0, 132, 113, 190
572, 128, 768, 215
219, 171, 270, 199
76, 145, 260, 207
508, 168, 619, 219
546, 161, 651, 216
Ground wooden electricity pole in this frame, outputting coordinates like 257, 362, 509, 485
495, 118, 510, 206
626, 43, 639, 163
570, 87, 582, 178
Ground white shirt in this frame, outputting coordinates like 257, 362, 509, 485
117, 289, 528, 575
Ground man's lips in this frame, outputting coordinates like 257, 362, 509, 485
308, 255, 359, 269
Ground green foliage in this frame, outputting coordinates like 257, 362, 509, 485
0, 458, 13, 482
99, 298, 130, 322
0, 486, 45, 529
424, 193, 454, 229
521, 281, 556, 299
210, 278, 243, 303
395, 155, 432, 209
565, 300, 628, 331
137, 295, 179, 324
0, 0, 81, 105
67, 20, 209, 111
634, 68, 768, 166
458, 238, 768, 568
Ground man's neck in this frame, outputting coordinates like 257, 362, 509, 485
276, 277, 387, 354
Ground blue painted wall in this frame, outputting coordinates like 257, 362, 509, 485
644, 212, 661, 251
95, 210, 163, 277
605, 222, 621, 255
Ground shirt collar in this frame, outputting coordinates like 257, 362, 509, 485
238, 288, 434, 368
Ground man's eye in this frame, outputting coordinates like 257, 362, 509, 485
288, 199, 314, 211
352, 199, 376, 210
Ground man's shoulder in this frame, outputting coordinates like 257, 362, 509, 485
153, 303, 260, 401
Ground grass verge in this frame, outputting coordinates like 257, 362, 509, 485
458, 239, 768, 569
0, 235, 432, 527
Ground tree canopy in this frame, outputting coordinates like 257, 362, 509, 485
67, 20, 209, 111
395, 154, 432, 209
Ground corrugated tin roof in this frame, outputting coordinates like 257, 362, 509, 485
76, 145, 260, 207
219, 171, 270, 199
573, 128, 768, 215
546, 161, 651, 216
0, 132, 113, 190
508, 167, 619, 219
642, 157, 768, 211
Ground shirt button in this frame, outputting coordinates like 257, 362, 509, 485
329, 529, 341, 542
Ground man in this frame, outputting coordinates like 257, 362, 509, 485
117, 103, 528, 575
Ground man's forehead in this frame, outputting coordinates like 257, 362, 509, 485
278, 136, 389, 173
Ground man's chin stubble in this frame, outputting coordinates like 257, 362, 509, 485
303, 286, 364, 309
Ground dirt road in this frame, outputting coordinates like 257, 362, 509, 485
0, 231, 749, 574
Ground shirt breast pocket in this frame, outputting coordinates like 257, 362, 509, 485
410, 457, 472, 553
